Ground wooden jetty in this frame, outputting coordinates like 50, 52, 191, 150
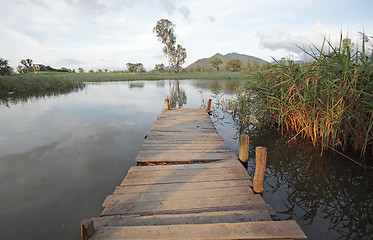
81, 107, 307, 239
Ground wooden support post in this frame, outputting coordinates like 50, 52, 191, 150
253, 146, 267, 193
206, 99, 212, 113
165, 99, 170, 110
239, 134, 249, 162
81, 219, 95, 240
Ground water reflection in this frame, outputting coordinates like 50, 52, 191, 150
168, 80, 187, 108
210, 101, 373, 240
0, 87, 84, 108
128, 81, 144, 89
245, 127, 373, 239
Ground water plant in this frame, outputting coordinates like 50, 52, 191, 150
235, 35, 373, 163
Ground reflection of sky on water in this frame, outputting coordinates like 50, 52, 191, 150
0, 79, 237, 240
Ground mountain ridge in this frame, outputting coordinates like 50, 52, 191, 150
186, 52, 268, 70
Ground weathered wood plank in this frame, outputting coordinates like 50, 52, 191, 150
121, 173, 251, 186
137, 149, 233, 154
91, 209, 272, 229
136, 153, 238, 163
101, 195, 266, 216
139, 143, 231, 150
128, 160, 244, 172
103, 186, 254, 207
90, 221, 307, 240
113, 180, 252, 195
125, 167, 248, 179
146, 132, 220, 137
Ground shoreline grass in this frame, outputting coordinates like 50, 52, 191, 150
24, 71, 251, 81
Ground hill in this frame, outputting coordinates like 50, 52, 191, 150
186, 52, 268, 71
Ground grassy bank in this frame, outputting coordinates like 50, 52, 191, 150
0, 73, 85, 95
232, 37, 373, 163
17, 71, 250, 82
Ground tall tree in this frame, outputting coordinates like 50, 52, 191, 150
153, 19, 176, 73
210, 57, 223, 71
171, 44, 187, 73
0, 58, 13, 75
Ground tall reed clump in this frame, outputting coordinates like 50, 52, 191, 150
246, 35, 373, 158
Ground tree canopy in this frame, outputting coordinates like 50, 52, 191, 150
226, 59, 242, 72
126, 62, 146, 73
210, 57, 223, 71
153, 63, 166, 73
17, 58, 33, 73
0, 58, 13, 75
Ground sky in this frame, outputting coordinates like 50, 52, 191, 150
1, 0, 372, 71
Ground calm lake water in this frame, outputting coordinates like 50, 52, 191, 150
0, 80, 371, 240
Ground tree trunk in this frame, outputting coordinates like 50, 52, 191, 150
166, 45, 171, 73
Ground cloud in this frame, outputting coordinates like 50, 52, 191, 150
257, 26, 303, 52
207, 16, 215, 23
179, 6, 190, 20
158, 0, 176, 15
29, 0, 49, 9
158, 0, 190, 20
256, 21, 342, 60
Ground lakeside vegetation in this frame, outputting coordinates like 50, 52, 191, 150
230, 36, 373, 166
0, 73, 85, 104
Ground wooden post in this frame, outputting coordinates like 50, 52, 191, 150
206, 99, 212, 112
253, 146, 267, 193
165, 99, 169, 110
239, 134, 249, 162
81, 219, 94, 240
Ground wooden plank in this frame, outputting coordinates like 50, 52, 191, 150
113, 180, 252, 195
125, 167, 248, 179
121, 173, 251, 186
101, 195, 266, 216
103, 186, 254, 206
138, 149, 235, 157
90, 221, 307, 240
136, 153, 238, 163
91, 209, 272, 229
128, 160, 244, 172
143, 138, 224, 144
146, 132, 220, 137
139, 143, 231, 150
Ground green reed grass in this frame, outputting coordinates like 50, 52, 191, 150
235, 36, 373, 158
0, 73, 85, 95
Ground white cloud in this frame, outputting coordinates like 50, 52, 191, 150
256, 21, 371, 60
